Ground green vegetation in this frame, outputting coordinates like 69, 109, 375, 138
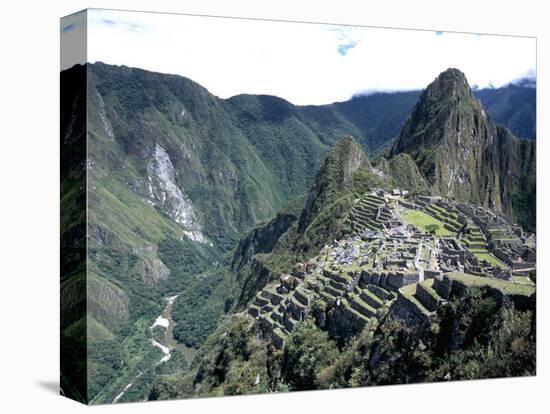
400, 209, 453, 236
327, 285, 534, 386
373, 153, 429, 194
512, 275, 535, 286
474, 80, 536, 140
88, 317, 165, 404
426, 223, 439, 235
170, 266, 236, 348
282, 319, 339, 390
446, 272, 535, 296
150, 314, 278, 399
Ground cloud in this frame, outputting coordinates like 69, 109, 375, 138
508, 69, 536, 87
337, 41, 358, 56
85, 10, 536, 105
95, 13, 148, 33
330, 26, 361, 56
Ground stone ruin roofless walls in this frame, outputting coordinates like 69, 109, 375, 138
248, 190, 439, 349
246, 190, 535, 349
404, 196, 535, 280
454, 202, 536, 274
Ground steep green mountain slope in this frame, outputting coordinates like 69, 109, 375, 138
389, 68, 536, 231
88, 62, 307, 250
329, 91, 423, 152
232, 138, 370, 308
298, 136, 369, 233
73, 62, 399, 402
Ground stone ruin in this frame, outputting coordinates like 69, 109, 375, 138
246, 191, 535, 350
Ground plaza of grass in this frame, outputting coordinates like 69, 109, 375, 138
400, 205, 507, 269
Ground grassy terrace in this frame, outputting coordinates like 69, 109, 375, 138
431, 204, 459, 220
447, 272, 536, 296
399, 283, 433, 316
512, 275, 536, 286
468, 248, 507, 269
401, 209, 453, 236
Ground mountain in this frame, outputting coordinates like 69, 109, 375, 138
298, 136, 369, 232
331, 80, 537, 147
149, 133, 535, 400
61, 62, 536, 403
145, 69, 536, 401
230, 137, 374, 310
71, 62, 395, 403
304, 90, 423, 153
474, 79, 536, 140
389, 68, 536, 231
227, 136, 430, 311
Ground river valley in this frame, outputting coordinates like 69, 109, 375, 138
111, 294, 197, 403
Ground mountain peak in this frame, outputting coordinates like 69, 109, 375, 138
298, 136, 368, 232
391, 68, 481, 158
438, 67, 467, 81
424, 67, 473, 102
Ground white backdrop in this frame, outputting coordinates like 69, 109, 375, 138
0, 1, 547, 413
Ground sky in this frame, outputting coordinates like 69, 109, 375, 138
61, 9, 536, 105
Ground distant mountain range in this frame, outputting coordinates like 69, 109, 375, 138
473, 80, 536, 140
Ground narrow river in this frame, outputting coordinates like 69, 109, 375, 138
112, 294, 197, 403
150, 294, 198, 365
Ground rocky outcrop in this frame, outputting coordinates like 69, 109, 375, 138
88, 223, 124, 249
236, 257, 275, 308
87, 274, 130, 330
138, 257, 171, 285
148, 143, 208, 243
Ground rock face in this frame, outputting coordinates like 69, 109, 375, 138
148, 143, 207, 243
87, 275, 130, 330
139, 257, 171, 285
390, 68, 535, 231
